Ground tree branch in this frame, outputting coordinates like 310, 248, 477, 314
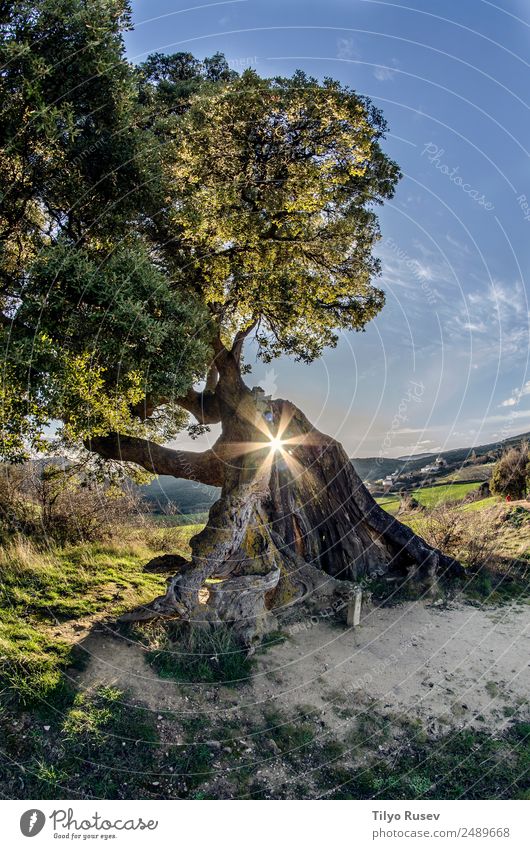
204, 364, 219, 392
87, 433, 225, 487
130, 388, 221, 425
231, 318, 258, 364
175, 387, 221, 424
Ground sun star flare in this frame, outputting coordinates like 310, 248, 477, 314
269, 435, 284, 453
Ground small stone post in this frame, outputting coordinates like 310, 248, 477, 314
347, 587, 362, 628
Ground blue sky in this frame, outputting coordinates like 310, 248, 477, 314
126, 0, 530, 458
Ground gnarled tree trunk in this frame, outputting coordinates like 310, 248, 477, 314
90, 346, 460, 645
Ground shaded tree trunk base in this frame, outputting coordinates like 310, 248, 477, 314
120, 399, 461, 645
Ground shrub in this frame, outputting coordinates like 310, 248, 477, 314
0, 464, 40, 542
0, 460, 143, 545
421, 504, 501, 570
490, 441, 529, 500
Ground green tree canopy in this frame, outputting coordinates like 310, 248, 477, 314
0, 1, 211, 459
1, 0, 400, 463
147, 69, 400, 363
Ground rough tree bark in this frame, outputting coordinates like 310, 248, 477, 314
90, 344, 460, 644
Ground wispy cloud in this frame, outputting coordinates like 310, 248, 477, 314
468, 409, 530, 427
373, 65, 396, 81
378, 237, 452, 306
499, 379, 530, 407
447, 278, 530, 367
336, 37, 359, 60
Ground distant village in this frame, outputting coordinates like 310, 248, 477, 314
378, 455, 447, 491
367, 447, 497, 498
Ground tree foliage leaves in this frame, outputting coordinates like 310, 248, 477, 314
1, 1, 400, 460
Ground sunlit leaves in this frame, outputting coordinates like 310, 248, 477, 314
159, 70, 400, 360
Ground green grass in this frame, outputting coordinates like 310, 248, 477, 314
377, 482, 483, 515
462, 495, 500, 512
325, 722, 530, 800
1, 682, 216, 799
261, 708, 316, 760
140, 620, 254, 685
415, 482, 482, 507
458, 565, 530, 605
375, 495, 401, 514
0, 525, 199, 705
0, 684, 166, 799
2, 672, 528, 800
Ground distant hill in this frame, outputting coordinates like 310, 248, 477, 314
354, 430, 530, 482
396, 452, 433, 461
140, 476, 219, 515
140, 430, 530, 508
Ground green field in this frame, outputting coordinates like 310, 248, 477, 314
376, 481, 484, 515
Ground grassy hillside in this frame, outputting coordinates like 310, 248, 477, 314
376, 481, 483, 515
438, 463, 495, 482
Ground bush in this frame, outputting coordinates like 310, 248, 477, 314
421, 504, 501, 570
0, 460, 143, 545
0, 464, 40, 542
490, 441, 529, 500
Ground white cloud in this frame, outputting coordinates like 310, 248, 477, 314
254, 367, 278, 396
450, 279, 530, 367
373, 66, 396, 81
445, 233, 471, 255
461, 320, 487, 333
500, 379, 530, 408
336, 38, 359, 60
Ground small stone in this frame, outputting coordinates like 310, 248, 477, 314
268, 739, 281, 755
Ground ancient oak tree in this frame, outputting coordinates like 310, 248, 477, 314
1, 1, 458, 643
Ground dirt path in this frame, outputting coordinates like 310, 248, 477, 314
73, 599, 529, 734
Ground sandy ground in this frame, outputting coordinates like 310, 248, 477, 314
72, 598, 530, 735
